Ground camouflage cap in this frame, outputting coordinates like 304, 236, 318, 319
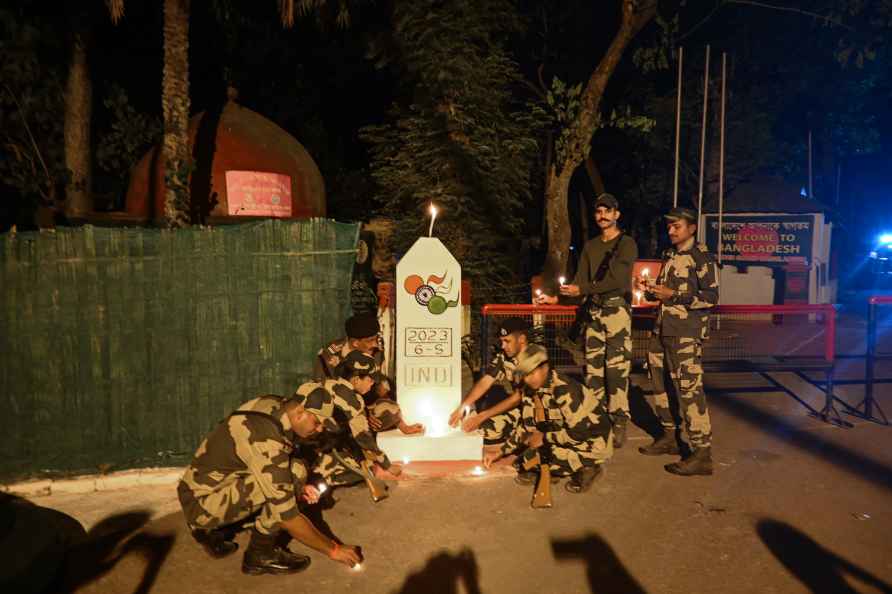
595, 193, 619, 210
513, 344, 549, 380
499, 317, 530, 337
292, 387, 338, 431
337, 350, 380, 380
664, 206, 698, 223
368, 398, 402, 432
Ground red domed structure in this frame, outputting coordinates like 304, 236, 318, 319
124, 92, 325, 224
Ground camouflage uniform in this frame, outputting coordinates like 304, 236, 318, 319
646, 237, 719, 449
313, 336, 392, 395
499, 370, 613, 475
572, 234, 638, 424
294, 378, 394, 487
177, 395, 331, 536
478, 352, 522, 444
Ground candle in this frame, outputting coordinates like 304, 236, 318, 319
471, 466, 486, 476
642, 268, 650, 278
535, 288, 542, 297
428, 203, 438, 237
317, 482, 328, 494
402, 456, 410, 465
559, 276, 566, 286
352, 563, 363, 572
634, 290, 643, 305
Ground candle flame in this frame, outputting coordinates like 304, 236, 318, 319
471, 465, 486, 476
352, 563, 363, 571
535, 288, 542, 296
317, 482, 328, 494
559, 276, 566, 285
402, 456, 410, 465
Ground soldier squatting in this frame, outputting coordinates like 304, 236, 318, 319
176, 198, 719, 576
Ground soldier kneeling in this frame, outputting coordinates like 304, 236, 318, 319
484, 344, 613, 494
177, 392, 361, 575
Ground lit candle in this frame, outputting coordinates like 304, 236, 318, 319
402, 456, 410, 465
352, 563, 363, 572
317, 482, 328, 494
471, 466, 486, 476
642, 268, 650, 278
634, 290, 643, 305
535, 288, 542, 297
559, 276, 566, 286
428, 203, 438, 237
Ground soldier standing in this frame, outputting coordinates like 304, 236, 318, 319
483, 345, 613, 493
447, 317, 529, 448
177, 392, 362, 575
537, 193, 638, 448
636, 206, 719, 476
314, 312, 423, 435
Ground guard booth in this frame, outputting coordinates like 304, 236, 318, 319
700, 177, 835, 305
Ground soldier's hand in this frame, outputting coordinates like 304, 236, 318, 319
461, 414, 483, 433
535, 293, 559, 305
448, 407, 464, 427
330, 544, 363, 567
301, 485, 322, 505
483, 451, 500, 469
526, 431, 544, 449
400, 421, 425, 435
559, 284, 581, 297
649, 284, 675, 301
367, 413, 384, 432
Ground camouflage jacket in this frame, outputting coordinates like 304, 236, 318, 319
180, 395, 304, 525
485, 351, 519, 391
651, 238, 719, 338
500, 370, 611, 455
313, 336, 392, 394
294, 378, 392, 469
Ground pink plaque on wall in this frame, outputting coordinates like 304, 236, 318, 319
225, 171, 292, 217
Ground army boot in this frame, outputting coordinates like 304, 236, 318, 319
665, 447, 713, 476
192, 528, 238, 559
564, 465, 603, 494
638, 431, 680, 456
612, 418, 628, 449
242, 529, 311, 575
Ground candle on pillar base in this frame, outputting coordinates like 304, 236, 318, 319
428, 203, 438, 237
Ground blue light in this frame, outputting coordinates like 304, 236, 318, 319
880, 233, 892, 245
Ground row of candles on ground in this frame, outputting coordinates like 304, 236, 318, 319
533, 268, 655, 306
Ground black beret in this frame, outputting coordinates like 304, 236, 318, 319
499, 317, 530, 337
345, 312, 380, 339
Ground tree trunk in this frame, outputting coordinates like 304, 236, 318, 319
544, 0, 656, 274
162, 0, 191, 227
63, 30, 92, 220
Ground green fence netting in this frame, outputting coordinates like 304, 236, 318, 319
0, 219, 359, 481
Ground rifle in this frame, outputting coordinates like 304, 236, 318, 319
331, 449, 389, 503
522, 394, 553, 509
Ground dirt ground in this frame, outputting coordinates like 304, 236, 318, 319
6, 371, 892, 594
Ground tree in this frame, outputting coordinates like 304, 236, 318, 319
361, 0, 545, 305
542, 0, 657, 278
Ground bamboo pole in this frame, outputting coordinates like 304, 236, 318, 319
697, 45, 710, 242
718, 53, 727, 266
673, 47, 684, 208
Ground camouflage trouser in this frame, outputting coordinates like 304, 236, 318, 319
311, 399, 400, 487
585, 301, 632, 422
177, 458, 307, 536
516, 437, 612, 476
647, 332, 712, 448
479, 407, 522, 445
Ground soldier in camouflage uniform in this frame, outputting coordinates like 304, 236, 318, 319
177, 392, 362, 575
314, 312, 423, 435
537, 194, 638, 448
299, 351, 403, 487
447, 317, 529, 446
483, 344, 613, 493
636, 206, 719, 476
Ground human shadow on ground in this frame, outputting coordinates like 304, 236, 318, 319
552, 533, 646, 594
711, 393, 892, 493
628, 383, 663, 439
0, 493, 174, 594
393, 548, 482, 594
757, 519, 892, 594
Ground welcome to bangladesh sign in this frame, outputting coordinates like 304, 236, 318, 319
703, 214, 814, 265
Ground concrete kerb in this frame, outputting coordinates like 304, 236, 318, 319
1, 467, 185, 497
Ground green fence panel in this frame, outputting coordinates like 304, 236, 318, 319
0, 219, 359, 480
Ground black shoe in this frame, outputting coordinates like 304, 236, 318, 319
564, 465, 602, 494
665, 447, 713, 476
612, 421, 627, 449
638, 432, 680, 456
242, 530, 311, 575
192, 529, 238, 559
